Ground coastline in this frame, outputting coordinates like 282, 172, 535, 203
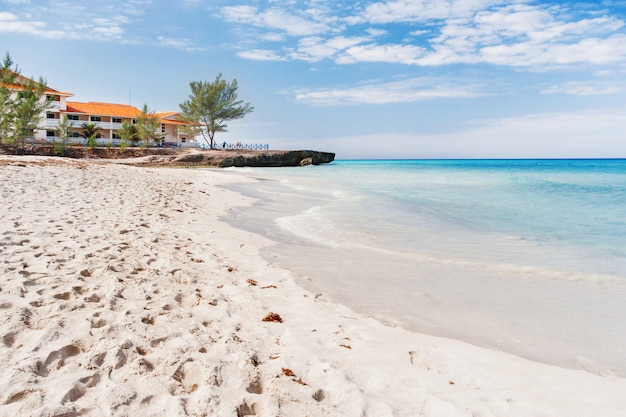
1, 156, 625, 416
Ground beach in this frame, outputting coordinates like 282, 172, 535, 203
1, 156, 625, 416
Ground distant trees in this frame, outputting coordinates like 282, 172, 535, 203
179, 74, 253, 149
0, 52, 49, 150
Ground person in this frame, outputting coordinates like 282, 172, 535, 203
222, 141, 226, 150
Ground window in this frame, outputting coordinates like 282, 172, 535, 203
90, 116, 101, 122
181, 138, 186, 143
161, 124, 166, 133
68, 132, 81, 138
46, 130, 55, 137
46, 113, 56, 119
67, 115, 80, 121
112, 118, 122, 123
112, 133, 121, 139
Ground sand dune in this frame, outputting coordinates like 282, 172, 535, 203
1, 156, 624, 416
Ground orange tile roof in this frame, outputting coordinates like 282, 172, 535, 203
65, 102, 198, 125
65, 101, 142, 118
3, 83, 73, 97
2, 71, 73, 96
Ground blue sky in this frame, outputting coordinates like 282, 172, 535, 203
2, 0, 626, 158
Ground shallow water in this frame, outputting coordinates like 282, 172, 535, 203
219, 159, 626, 376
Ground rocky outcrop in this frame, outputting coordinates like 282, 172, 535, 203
1, 145, 335, 168
131, 150, 335, 168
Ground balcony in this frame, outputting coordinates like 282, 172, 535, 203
47, 101, 61, 110
45, 119, 60, 127
93, 121, 123, 130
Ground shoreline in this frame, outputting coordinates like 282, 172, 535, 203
1, 156, 625, 416
219, 162, 626, 378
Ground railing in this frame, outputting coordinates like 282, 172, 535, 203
93, 121, 123, 130
217, 143, 270, 150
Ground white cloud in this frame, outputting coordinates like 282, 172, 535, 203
541, 81, 622, 95
237, 49, 287, 61
259, 32, 286, 42
157, 36, 204, 52
337, 44, 425, 65
477, 34, 626, 67
289, 35, 369, 62
353, 0, 504, 24
221, 5, 332, 36
225, 1, 626, 70
0, 11, 47, 36
294, 77, 481, 105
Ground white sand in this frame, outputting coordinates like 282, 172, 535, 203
1, 156, 625, 417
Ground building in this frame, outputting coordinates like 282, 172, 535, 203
45, 102, 199, 148
4, 71, 200, 147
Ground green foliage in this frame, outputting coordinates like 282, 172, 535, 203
179, 73, 253, 149
118, 120, 139, 146
80, 122, 100, 148
0, 52, 49, 150
80, 122, 100, 140
52, 139, 67, 156
55, 114, 73, 142
86, 135, 97, 148
0, 53, 16, 144
119, 138, 129, 151
135, 103, 160, 147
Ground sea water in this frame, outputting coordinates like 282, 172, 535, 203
220, 159, 626, 376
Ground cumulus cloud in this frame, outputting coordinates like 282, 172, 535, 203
221, 5, 332, 36
223, 0, 626, 70
0, 0, 199, 49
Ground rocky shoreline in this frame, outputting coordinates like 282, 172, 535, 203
0, 146, 335, 167
127, 149, 336, 168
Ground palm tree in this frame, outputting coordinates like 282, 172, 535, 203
80, 122, 101, 148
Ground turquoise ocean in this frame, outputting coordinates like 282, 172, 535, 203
221, 159, 626, 376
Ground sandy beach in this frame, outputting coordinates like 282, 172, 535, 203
1, 156, 625, 417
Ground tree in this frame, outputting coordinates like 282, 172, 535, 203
135, 103, 160, 147
80, 122, 101, 148
0, 52, 49, 149
179, 74, 253, 149
118, 120, 139, 147
53, 114, 73, 155
55, 114, 73, 143
0, 53, 17, 144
